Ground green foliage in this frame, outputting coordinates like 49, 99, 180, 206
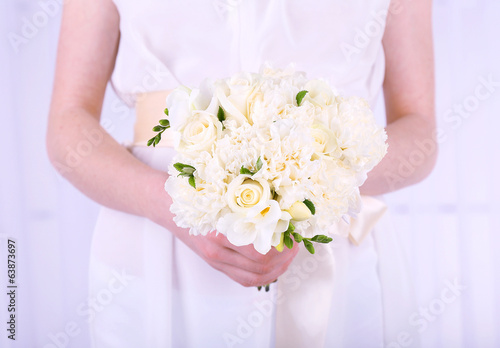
296, 90, 309, 106
239, 157, 263, 176
173, 162, 197, 189
147, 108, 170, 147
303, 199, 316, 215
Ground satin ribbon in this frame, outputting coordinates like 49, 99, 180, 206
275, 196, 387, 347
349, 196, 388, 245
134, 91, 388, 347
134, 90, 175, 147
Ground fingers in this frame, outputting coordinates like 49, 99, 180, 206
214, 232, 298, 267
185, 232, 300, 287
200, 234, 299, 287
210, 255, 293, 288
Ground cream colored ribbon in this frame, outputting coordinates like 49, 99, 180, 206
134, 90, 175, 147
347, 196, 388, 246
275, 196, 387, 347
134, 91, 388, 347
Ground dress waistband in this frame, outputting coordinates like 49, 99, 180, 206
134, 90, 174, 147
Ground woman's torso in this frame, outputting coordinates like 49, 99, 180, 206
111, 0, 390, 111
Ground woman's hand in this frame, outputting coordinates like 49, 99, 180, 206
145, 180, 299, 288
173, 228, 299, 288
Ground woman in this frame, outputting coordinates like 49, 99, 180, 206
47, 0, 436, 347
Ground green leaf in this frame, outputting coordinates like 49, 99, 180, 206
256, 156, 263, 172
296, 90, 309, 106
240, 166, 254, 175
284, 233, 294, 249
217, 106, 225, 123
159, 119, 170, 127
272, 190, 278, 200
173, 163, 185, 172
188, 175, 196, 189
303, 239, 315, 254
303, 199, 316, 215
311, 235, 333, 243
164, 108, 169, 116
240, 158, 263, 176
292, 232, 303, 243
152, 125, 164, 132
147, 137, 155, 147
257, 286, 262, 291
174, 163, 196, 174
154, 133, 161, 145
285, 222, 295, 234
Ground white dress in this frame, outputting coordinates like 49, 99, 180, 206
90, 1, 420, 347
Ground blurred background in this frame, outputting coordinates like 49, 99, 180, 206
1, 0, 499, 347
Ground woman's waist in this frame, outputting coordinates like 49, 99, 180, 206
133, 90, 174, 148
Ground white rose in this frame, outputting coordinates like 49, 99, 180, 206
178, 111, 221, 155
167, 83, 220, 133
226, 175, 271, 214
226, 72, 260, 117
303, 79, 336, 107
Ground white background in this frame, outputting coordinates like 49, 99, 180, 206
0, 0, 499, 347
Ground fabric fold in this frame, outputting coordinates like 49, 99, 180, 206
275, 195, 388, 347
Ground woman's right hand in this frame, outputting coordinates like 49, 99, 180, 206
174, 229, 299, 288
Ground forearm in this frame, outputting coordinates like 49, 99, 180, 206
360, 113, 437, 196
46, 107, 175, 229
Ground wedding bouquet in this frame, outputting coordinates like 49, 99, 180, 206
148, 66, 387, 255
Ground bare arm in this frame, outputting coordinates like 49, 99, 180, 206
361, 0, 437, 195
46, 0, 166, 218
47, 0, 297, 287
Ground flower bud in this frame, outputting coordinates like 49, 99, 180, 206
286, 201, 312, 221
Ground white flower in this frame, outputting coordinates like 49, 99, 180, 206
286, 201, 312, 221
191, 79, 220, 115
226, 72, 260, 117
217, 200, 291, 254
226, 175, 271, 213
165, 172, 226, 236
215, 80, 248, 126
162, 65, 388, 254
303, 79, 336, 107
330, 96, 388, 174
177, 111, 222, 156
309, 123, 341, 158
166, 87, 191, 132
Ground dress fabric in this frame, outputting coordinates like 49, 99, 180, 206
89, 1, 420, 347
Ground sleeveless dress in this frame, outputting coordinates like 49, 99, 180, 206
89, 1, 420, 347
